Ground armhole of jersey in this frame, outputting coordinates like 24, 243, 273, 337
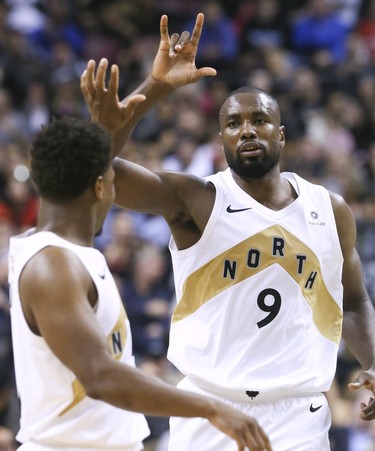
319, 186, 344, 263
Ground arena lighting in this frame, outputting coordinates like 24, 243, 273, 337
13, 164, 30, 182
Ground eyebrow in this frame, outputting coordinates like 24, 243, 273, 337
223, 109, 272, 120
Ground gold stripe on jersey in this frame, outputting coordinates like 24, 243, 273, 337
59, 304, 128, 416
59, 379, 86, 416
172, 225, 342, 344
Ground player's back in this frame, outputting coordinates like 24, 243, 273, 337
8, 230, 149, 449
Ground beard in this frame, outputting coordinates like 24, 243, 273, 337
224, 147, 280, 179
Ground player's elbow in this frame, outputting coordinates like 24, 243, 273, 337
79, 359, 117, 401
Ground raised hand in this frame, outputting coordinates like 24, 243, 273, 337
80, 59, 146, 132
80, 13, 217, 144
151, 13, 217, 88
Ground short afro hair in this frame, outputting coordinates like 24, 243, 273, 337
30, 117, 112, 202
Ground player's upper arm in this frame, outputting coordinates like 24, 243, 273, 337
19, 246, 115, 393
113, 157, 210, 221
330, 192, 369, 311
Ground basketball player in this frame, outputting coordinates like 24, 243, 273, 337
81, 11, 375, 451
7, 15, 271, 451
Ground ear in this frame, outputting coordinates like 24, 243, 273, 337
279, 126, 285, 149
219, 132, 224, 151
94, 176, 104, 201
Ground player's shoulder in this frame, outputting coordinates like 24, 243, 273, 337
328, 190, 352, 215
327, 191, 356, 239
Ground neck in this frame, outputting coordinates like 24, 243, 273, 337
36, 199, 96, 247
232, 168, 297, 210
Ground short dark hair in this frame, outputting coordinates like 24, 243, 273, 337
30, 117, 111, 202
219, 86, 280, 121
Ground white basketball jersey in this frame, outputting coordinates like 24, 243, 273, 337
168, 169, 343, 394
8, 231, 149, 448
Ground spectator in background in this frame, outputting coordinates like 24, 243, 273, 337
357, 0, 375, 62
0, 426, 17, 451
240, 0, 287, 52
162, 134, 215, 177
122, 242, 173, 363
183, 1, 239, 72
99, 209, 141, 281
0, 90, 29, 143
27, 0, 84, 62
1, 28, 42, 111
1, 179, 38, 232
23, 80, 50, 135
363, 141, 375, 199
5, 0, 45, 37
290, 0, 349, 64
0, 238, 15, 430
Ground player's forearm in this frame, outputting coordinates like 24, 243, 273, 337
343, 298, 375, 370
85, 361, 216, 419
112, 75, 173, 158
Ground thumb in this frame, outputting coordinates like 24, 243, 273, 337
191, 67, 217, 83
348, 380, 363, 391
348, 372, 372, 391
123, 94, 146, 107
120, 95, 146, 118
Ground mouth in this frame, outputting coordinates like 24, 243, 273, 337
239, 141, 263, 157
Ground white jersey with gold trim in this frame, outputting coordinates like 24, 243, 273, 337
168, 169, 343, 395
8, 231, 149, 448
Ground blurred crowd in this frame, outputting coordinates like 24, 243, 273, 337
0, 0, 374, 449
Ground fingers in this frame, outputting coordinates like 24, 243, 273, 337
235, 428, 272, 451
81, 58, 110, 99
165, 12, 205, 58
169, 33, 180, 57
107, 64, 119, 99
80, 59, 96, 99
169, 31, 191, 57
360, 397, 375, 421
348, 372, 375, 392
160, 14, 169, 43
190, 12, 204, 48
246, 427, 272, 451
95, 58, 109, 91
250, 426, 272, 451
177, 31, 191, 49
160, 13, 186, 58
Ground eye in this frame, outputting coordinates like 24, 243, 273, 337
255, 118, 266, 125
227, 120, 239, 128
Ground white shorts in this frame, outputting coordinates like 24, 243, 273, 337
168, 378, 331, 451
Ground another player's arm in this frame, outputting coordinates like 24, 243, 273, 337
112, 160, 215, 249
331, 192, 375, 419
19, 247, 272, 451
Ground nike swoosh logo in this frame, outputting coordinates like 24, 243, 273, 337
309, 403, 322, 412
226, 205, 252, 213
99, 272, 105, 280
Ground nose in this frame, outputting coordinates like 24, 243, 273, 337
240, 120, 257, 139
